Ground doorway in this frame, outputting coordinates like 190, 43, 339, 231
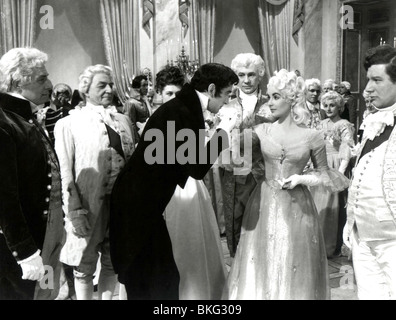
342, 0, 396, 129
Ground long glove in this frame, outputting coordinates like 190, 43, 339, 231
18, 250, 45, 281
282, 174, 320, 189
343, 223, 352, 249
68, 209, 91, 237
338, 159, 349, 175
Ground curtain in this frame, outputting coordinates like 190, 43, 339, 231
190, 0, 216, 65
100, 0, 140, 104
0, 0, 37, 56
258, 0, 292, 84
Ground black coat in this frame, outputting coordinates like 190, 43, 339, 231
109, 84, 229, 299
0, 93, 55, 267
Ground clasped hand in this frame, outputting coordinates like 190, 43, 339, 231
70, 214, 91, 237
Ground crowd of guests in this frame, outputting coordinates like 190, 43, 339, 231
0, 43, 396, 301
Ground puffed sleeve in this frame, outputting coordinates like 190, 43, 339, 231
336, 120, 355, 162
54, 117, 83, 215
306, 129, 350, 192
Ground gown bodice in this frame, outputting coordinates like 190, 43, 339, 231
253, 123, 328, 181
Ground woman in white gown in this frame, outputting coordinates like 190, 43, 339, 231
157, 66, 227, 300
224, 69, 350, 300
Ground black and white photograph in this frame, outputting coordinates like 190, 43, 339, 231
1, 0, 396, 308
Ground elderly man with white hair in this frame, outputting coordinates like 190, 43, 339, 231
339, 80, 357, 128
54, 64, 135, 300
305, 78, 326, 129
219, 53, 275, 257
0, 47, 64, 300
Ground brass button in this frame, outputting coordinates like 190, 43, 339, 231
47, 185, 52, 190
12, 251, 18, 257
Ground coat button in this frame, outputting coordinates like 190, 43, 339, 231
48, 173, 52, 178
12, 251, 18, 257
43, 210, 48, 215
47, 185, 52, 190
28, 119, 33, 124
45, 197, 50, 202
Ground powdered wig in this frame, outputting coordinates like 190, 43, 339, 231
305, 78, 321, 91
323, 79, 335, 88
321, 91, 345, 112
231, 53, 265, 78
78, 64, 113, 100
0, 47, 48, 92
340, 81, 351, 90
268, 69, 309, 125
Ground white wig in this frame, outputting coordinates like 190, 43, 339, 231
0, 47, 48, 92
231, 53, 265, 78
268, 69, 309, 125
78, 64, 113, 98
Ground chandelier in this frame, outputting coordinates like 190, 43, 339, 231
167, 46, 200, 81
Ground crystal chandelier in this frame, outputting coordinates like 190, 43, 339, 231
167, 46, 199, 81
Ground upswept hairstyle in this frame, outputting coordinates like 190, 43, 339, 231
321, 91, 345, 111
0, 47, 48, 92
132, 74, 148, 89
155, 66, 185, 94
78, 64, 113, 99
364, 44, 396, 83
268, 69, 309, 125
230, 53, 266, 78
190, 63, 238, 96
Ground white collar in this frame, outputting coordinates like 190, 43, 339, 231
195, 90, 209, 113
85, 102, 118, 117
360, 101, 396, 141
239, 89, 258, 101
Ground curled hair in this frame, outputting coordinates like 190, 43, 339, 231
53, 83, 72, 96
268, 69, 309, 125
78, 64, 113, 99
364, 44, 396, 83
230, 53, 265, 78
0, 47, 48, 92
321, 91, 344, 111
305, 78, 321, 91
323, 79, 335, 88
155, 66, 185, 94
190, 63, 238, 96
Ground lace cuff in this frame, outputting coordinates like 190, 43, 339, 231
304, 167, 350, 192
66, 208, 89, 220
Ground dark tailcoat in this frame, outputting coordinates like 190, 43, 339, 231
109, 84, 229, 299
0, 93, 55, 299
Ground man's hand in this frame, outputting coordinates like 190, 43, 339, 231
70, 213, 91, 237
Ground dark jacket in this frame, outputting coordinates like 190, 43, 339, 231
0, 93, 54, 264
109, 83, 229, 299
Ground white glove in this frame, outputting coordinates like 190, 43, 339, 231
343, 224, 352, 249
338, 160, 349, 175
282, 174, 320, 189
18, 251, 45, 281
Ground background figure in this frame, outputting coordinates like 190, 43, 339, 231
220, 53, 276, 257
225, 69, 349, 300
322, 79, 335, 93
109, 63, 238, 300
54, 64, 135, 300
343, 44, 396, 300
339, 81, 357, 129
123, 74, 152, 140
158, 66, 227, 299
0, 47, 64, 300
43, 83, 74, 144
310, 91, 355, 258
305, 78, 326, 128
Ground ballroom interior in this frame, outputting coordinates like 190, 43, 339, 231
1, 0, 395, 301
1, 0, 395, 128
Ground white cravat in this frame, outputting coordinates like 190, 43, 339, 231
360, 102, 396, 141
239, 90, 257, 121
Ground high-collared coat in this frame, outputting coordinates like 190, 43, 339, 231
0, 92, 57, 265
109, 83, 229, 299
